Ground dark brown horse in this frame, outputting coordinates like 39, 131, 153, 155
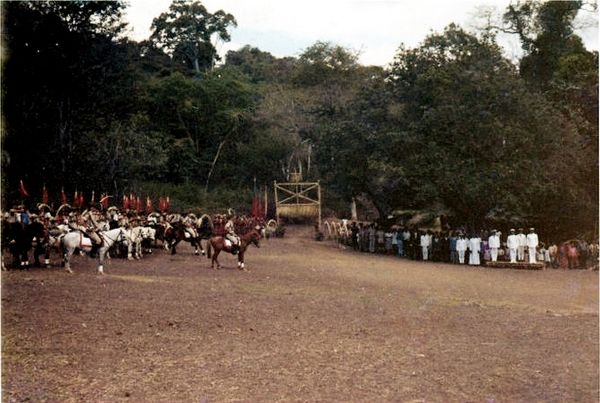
206, 229, 261, 271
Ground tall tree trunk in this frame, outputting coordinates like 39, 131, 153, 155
205, 140, 226, 192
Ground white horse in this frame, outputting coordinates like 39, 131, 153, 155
126, 226, 155, 259
61, 227, 128, 274
127, 226, 143, 260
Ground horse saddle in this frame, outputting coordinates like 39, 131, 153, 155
79, 233, 93, 249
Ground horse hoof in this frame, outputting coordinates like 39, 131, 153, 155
201, 251, 206, 256
194, 251, 199, 256
66, 268, 73, 274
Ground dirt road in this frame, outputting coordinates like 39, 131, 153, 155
2, 226, 598, 401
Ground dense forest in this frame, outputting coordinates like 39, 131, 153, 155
2, 0, 598, 238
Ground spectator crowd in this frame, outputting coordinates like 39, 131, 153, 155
329, 221, 598, 270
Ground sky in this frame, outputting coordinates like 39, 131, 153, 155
124, 0, 599, 66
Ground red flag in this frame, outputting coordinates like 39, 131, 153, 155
122, 195, 129, 210
61, 187, 67, 205
42, 184, 49, 204
19, 180, 29, 198
146, 196, 153, 213
73, 190, 79, 207
100, 194, 110, 209
136, 196, 141, 213
78, 193, 85, 208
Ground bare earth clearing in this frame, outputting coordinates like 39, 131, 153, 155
2, 226, 598, 402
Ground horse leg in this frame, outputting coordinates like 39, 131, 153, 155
171, 239, 179, 255
127, 241, 134, 260
192, 239, 200, 256
64, 248, 75, 273
213, 249, 221, 270
44, 247, 51, 268
97, 248, 107, 274
21, 247, 30, 269
238, 252, 247, 271
33, 245, 42, 267
199, 239, 206, 256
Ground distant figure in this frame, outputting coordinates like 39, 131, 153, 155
488, 230, 501, 262
567, 241, 579, 270
507, 229, 519, 263
368, 224, 376, 253
526, 228, 539, 263
449, 231, 458, 264
468, 234, 481, 265
456, 234, 468, 264
402, 229, 411, 257
420, 230, 432, 261
517, 228, 527, 262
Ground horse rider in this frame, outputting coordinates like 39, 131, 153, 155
183, 213, 199, 239
225, 213, 240, 254
69, 210, 103, 256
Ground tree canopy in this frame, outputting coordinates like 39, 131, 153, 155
2, 0, 597, 238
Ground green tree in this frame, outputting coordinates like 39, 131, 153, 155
150, 0, 236, 74
2, 0, 134, 197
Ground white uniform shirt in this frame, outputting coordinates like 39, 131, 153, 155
517, 233, 527, 247
420, 234, 431, 247
507, 234, 519, 249
468, 237, 481, 253
526, 233, 539, 248
456, 238, 468, 251
488, 235, 500, 248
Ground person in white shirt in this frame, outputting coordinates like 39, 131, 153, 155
507, 229, 519, 263
527, 227, 539, 263
488, 230, 501, 262
420, 230, 432, 261
517, 228, 527, 261
468, 234, 481, 265
456, 233, 468, 264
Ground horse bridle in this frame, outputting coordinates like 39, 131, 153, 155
101, 228, 126, 245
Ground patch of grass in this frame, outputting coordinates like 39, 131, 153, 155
109, 275, 167, 284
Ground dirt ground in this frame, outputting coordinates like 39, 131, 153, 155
2, 226, 598, 402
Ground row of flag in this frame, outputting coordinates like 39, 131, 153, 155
17, 180, 170, 213
19, 179, 268, 218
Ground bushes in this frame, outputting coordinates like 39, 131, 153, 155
134, 181, 254, 214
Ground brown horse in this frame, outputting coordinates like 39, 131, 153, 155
207, 229, 261, 270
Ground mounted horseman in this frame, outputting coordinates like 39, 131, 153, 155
69, 209, 103, 257
225, 212, 240, 255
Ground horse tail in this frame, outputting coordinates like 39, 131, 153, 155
207, 239, 212, 259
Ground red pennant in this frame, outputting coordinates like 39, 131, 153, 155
146, 196, 153, 213
19, 180, 29, 198
42, 184, 49, 204
61, 188, 67, 205
100, 194, 110, 209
